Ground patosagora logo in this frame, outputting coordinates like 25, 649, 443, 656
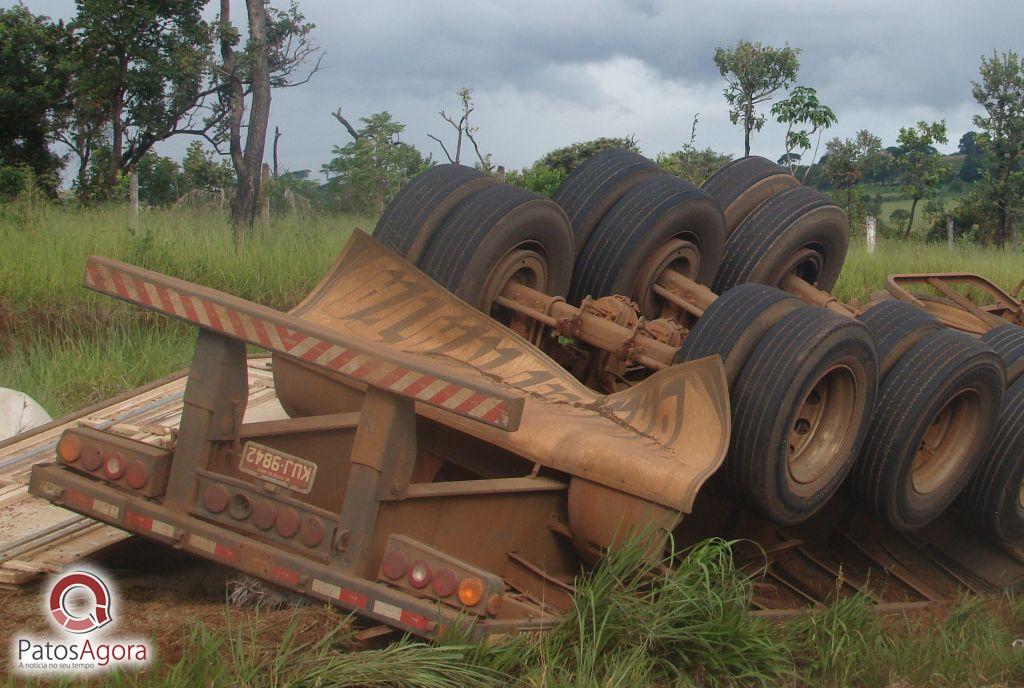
48, 571, 112, 634
11, 568, 150, 675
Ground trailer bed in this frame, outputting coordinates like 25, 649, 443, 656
0, 359, 283, 584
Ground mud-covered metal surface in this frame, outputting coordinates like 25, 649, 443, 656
274, 231, 732, 513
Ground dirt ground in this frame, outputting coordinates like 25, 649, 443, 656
0, 539, 356, 676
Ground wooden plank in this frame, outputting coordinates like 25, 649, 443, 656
0, 359, 281, 584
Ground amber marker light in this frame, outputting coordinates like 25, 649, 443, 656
57, 434, 82, 463
458, 576, 485, 607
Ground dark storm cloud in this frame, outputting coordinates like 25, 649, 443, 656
19, 0, 1024, 172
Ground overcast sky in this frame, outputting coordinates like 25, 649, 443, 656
15, 0, 1024, 178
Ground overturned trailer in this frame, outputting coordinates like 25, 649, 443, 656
25, 153, 1024, 637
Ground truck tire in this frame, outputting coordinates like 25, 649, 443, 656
849, 328, 1005, 531
962, 376, 1024, 541
374, 164, 495, 264
727, 306, 878, 524
981, 323, 1024, 385
675, 283, 803, 387
857, 300, 944, 378
702, 156, 799, 236
552, 149, 664, 254
419, 184, 574, 315
712, 185, 849, 294
569, 175, 725, 318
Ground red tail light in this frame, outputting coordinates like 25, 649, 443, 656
125, 461, 150, 489
275, 507, 300, 538
202, 484, 229, 513
382, 551, 409, 580
251, 499, 276, 530
432, 568, 458, 597
80, 445, 103, 472
299, 517, 325, 547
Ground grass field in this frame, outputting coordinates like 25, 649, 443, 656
0, 203, 369, 414
858, 184, 964, 238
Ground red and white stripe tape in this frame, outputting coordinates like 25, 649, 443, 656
83, 257, 522, 431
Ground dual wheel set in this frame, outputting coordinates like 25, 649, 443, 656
373, 151, 1024, 547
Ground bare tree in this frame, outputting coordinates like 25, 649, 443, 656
427, 87, 492, 171
272, 125, 282, 177
332, 107, 361, 141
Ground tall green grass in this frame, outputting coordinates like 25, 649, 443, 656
12, 539, 1024, 687
0, 203, 369, 415
833, 237, 1022, 303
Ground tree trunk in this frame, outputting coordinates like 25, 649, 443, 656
108, 92, 124, 188
904, 196, 919, 239
128, 167, 139, 230
846, 186, 852, 216
224, 0, 272, 237
273, 126, 282, 178
996, 202, 1009, 248
743, 101, 752, 157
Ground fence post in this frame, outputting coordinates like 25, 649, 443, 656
128, 168, 139, 231
865, 215, 876, 254
946, 214, 955, 251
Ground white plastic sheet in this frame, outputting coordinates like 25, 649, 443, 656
0, 388, 52, 442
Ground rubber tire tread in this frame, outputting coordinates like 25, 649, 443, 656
962, 376, 1024, 541
552, 149, 664, 252
850, 327, 1005, 531
982, 323, 1024, 385
569, 174, 724, 305
419, 184, 574, 302
727, 305, 878, 523
374, 164, 493, 263
675, 283, 802, 387
702, 155, 790, 210
712, 185, 848, 294
857, 300, 944, 378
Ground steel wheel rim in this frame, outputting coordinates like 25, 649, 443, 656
787, 363, 858, 485
633, 236, 701, 320
911, 389, 982, 495
482, 242, 549, 335
776, 245, 825, 288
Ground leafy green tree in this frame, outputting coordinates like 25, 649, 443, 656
770, 86, 836, 180
656, 146, 732, 185
136, 151, 181, 206
971, 50, 1024, 247
180, 141, 234, 194
894, 120, 948, 238
821, 130, 883, 217
72, 0, 213, 190
0, 6, 71, 196
322, 112, 429, 215
713, 40, 801, 157
503, 165, 566, 197
537, 137, 641, 175
958, 131, 984, 183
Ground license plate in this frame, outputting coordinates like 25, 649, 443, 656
238, 442, 317, 494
